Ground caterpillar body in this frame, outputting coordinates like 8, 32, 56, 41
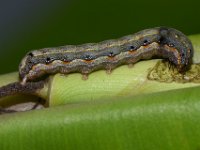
0, 27, 194, 99
19, 27, 193, 84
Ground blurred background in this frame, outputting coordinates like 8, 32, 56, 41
0, 0, 199, 74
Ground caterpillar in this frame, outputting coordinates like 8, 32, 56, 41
0, 27, 194, 98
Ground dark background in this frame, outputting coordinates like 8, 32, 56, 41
0, 0, 199, 74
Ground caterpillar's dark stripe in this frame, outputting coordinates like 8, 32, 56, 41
19, 27, 193, 84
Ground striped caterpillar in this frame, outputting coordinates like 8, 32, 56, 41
0, 27, 194, 98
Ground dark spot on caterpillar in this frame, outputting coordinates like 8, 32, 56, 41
129, 45, 136, 51
28, 52, 34, 57
46, 57, 51, 63
108, 51, 114, 57
143, 39, 150, 46
61, 55, 69, 62
158, 28, 170, 45
84, 54, 93, 60
46, 57, 54, 64
158, 36, 167, 45
61, 58, 68, 62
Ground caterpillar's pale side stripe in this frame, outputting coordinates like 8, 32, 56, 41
0, 27, 194, 99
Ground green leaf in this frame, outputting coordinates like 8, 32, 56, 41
0, 86, 200, 150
